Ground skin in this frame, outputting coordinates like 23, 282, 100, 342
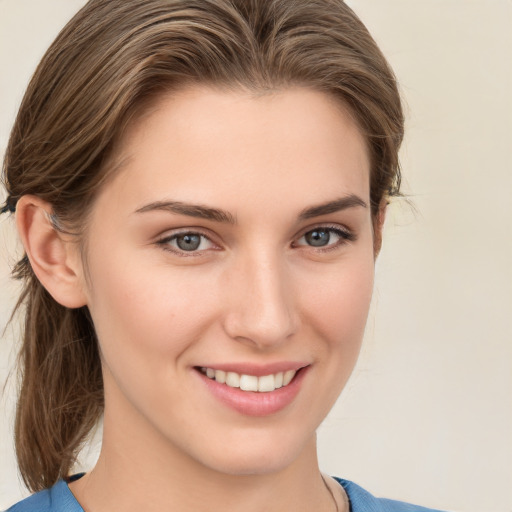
18, 86, 381, 512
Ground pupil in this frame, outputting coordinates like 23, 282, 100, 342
177, 234, 201, 251
305, 229, 330, 247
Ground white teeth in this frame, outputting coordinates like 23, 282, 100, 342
258, 374, 275, 392
200, 367, 298, 392
240, 374, 259, 391
283, 370, 296, 386
226, 372, 240, 388
214, 369, 226, 384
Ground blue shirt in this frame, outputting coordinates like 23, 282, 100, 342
6, 475, 447, 511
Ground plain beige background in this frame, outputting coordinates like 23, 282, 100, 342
1, 1, 511, 511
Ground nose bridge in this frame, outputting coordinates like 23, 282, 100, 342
223, 245, 297, 347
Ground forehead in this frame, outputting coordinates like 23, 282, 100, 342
96, 86, 370, 217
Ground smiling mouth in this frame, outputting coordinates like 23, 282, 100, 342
197, 367, 298, 393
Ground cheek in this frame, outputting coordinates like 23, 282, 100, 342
298, 251, 375, 383
303, 256, 374, 337
85, 260, 224, 428
83, 244, 222, 377
287, 252, 375, 424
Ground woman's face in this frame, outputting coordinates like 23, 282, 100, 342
80, 86, 376, 475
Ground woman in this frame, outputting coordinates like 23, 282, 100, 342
2, 1, 447, 511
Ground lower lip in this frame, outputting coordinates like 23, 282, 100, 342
196, 368, 308, 417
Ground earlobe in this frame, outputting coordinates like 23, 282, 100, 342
15, 195, 88, 308
373, 200, 387, 257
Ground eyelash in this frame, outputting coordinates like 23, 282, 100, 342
156, 230, 218, 257
156, 225, 356, 256
293, 225, 356, 252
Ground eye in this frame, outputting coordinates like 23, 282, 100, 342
157, 231, 216, 255
294, 226, 355, 250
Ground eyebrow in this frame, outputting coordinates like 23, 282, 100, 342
134, 194, 367, 224
298, 194, 367, 220
135, 200, 237, 224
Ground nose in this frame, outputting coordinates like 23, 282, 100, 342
222, 250, 299, 349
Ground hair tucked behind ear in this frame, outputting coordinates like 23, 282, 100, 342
2, 0, 404, 491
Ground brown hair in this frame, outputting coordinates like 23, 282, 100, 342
1, 0, 404, 492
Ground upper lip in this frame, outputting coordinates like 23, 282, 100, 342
194, 361, 309, 376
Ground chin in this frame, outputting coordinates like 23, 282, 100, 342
202, 451, 300, 477
188, 428, 317, 477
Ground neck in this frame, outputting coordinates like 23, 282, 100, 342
69, 387, 337, 512
71, 436, 333, 512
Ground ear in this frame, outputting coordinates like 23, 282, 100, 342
15, 195, 88, 308
373, 199, 387, 257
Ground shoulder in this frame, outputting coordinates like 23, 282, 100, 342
4, 480, 84, 512
335, 478, 449, 512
